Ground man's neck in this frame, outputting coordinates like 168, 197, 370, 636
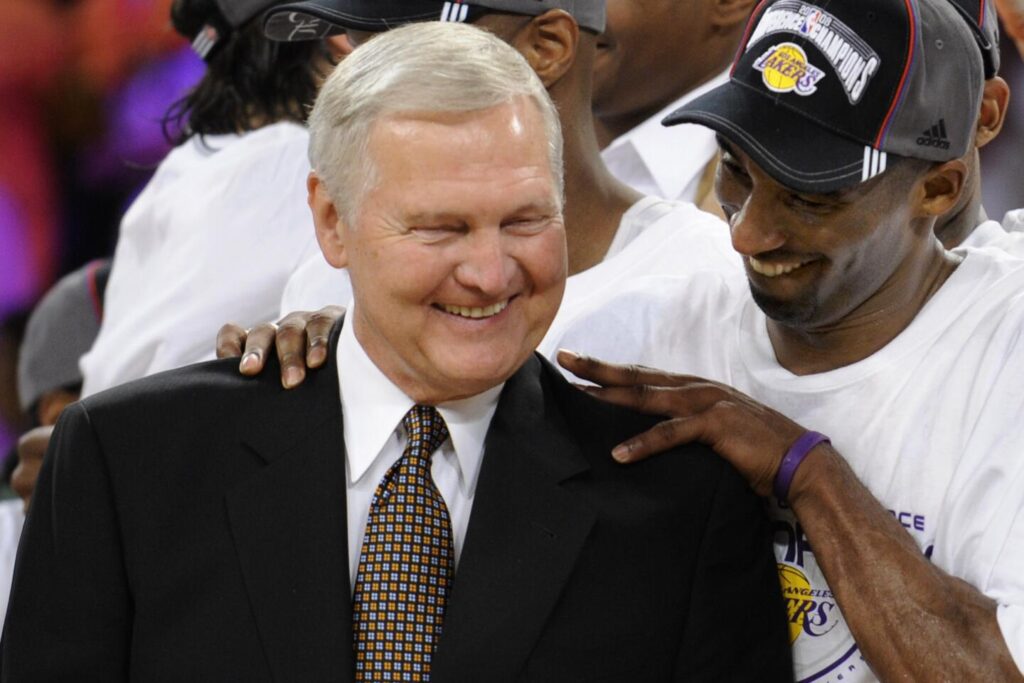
561, 112, 643, 275
595, 66, 729, 147
935, 192, 987, 249
766, 242, 962, 376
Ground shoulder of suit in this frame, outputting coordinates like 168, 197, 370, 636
79, 354, 298, 424
534, 354, 726, 476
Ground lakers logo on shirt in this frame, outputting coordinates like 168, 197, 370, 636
777, 563, 841, 644
754, 42, 825, 96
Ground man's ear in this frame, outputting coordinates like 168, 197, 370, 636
917, 160, 968, 218
975, 77, 1010, 149
325, 33, 355, 61
509, 10, 578, 88
307, 171, 350, 269
709, 0, 758, 32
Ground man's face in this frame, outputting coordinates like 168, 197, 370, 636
320, 98, 566, 403
593, 0, 707, 123
715, 140, 923, 329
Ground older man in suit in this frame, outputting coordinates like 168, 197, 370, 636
1, 22, 790, 682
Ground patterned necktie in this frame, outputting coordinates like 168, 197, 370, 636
353, 405, 453, 681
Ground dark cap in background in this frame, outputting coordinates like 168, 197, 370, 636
664, 0, 985, 194
947, 0, 1000, 77
263, 0, 605, 42
17, 261, 110, 414
187, 0, 291, 59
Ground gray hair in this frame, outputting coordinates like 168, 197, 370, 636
307, 21, 564, 223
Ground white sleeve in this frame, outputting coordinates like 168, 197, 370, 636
539, 272, 741, 381
986, 480, 1024, 673
998, 591, 1024, 673
929, 309, 1024, 674
1003, 209, 1024, 233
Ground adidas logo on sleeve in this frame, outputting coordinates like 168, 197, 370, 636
917, 120, 950, 150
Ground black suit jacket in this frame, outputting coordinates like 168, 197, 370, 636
2, 325, 791, 682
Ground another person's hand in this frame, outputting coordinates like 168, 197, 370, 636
557, 350, 808, 497
997, 0, 1024, 59
12, 425, 53, 513
215, 306, 345, 388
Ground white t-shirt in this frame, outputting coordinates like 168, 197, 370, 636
80, 122, 320, 397
553, 247, 1024, 681
960, 219, 1024, 256
1003, 209, 1024, 233
281, 196, 741, 334
0, 499, 25, 634
600, 72, 728, 204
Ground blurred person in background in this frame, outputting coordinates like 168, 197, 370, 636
979, 0, 1024, 228
997, 0, 1024, 58
0, 0, 195, 461
931, 0, 1023, 251
76, 0, 349, 398
13, 261, 111, 510
594, 0, 757, 216
0, 315, 31, 493
0, 259, 110, 634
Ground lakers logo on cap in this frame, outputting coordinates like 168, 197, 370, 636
754, 42, 825, 96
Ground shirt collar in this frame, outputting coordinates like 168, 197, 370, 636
601, 69, 730, 201
337, 307, 502, 494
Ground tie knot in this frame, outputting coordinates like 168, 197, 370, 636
402, 405, 449, 462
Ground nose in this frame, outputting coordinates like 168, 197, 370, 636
454, 228, 514, 296
728, 191, 787, 257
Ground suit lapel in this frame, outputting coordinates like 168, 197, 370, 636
431, 355, 596, 681
226, 322, 355, 682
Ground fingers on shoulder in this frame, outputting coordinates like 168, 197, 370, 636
215, 322, 249, 358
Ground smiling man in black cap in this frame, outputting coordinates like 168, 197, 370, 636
550, 0, 1024, 680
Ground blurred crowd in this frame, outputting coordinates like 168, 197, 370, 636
0, 0, 203, 463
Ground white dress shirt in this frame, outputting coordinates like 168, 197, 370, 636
337, 310, 502, 585
600, 71, 730, 203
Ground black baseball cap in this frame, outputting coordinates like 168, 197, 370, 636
263, 0, 604, 41
664, 0, 985, 195
947, 0, 1000, 77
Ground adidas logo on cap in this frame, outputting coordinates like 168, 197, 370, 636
917, 120, 950, 150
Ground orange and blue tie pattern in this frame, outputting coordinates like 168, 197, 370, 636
353, 405, 453, 681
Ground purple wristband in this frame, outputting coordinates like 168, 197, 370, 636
773, 431, 830, 503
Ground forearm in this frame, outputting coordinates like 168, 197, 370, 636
790, 447, 1023, 682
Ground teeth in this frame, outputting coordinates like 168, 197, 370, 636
440, 300, 509, 319
748, 256, 812, 278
